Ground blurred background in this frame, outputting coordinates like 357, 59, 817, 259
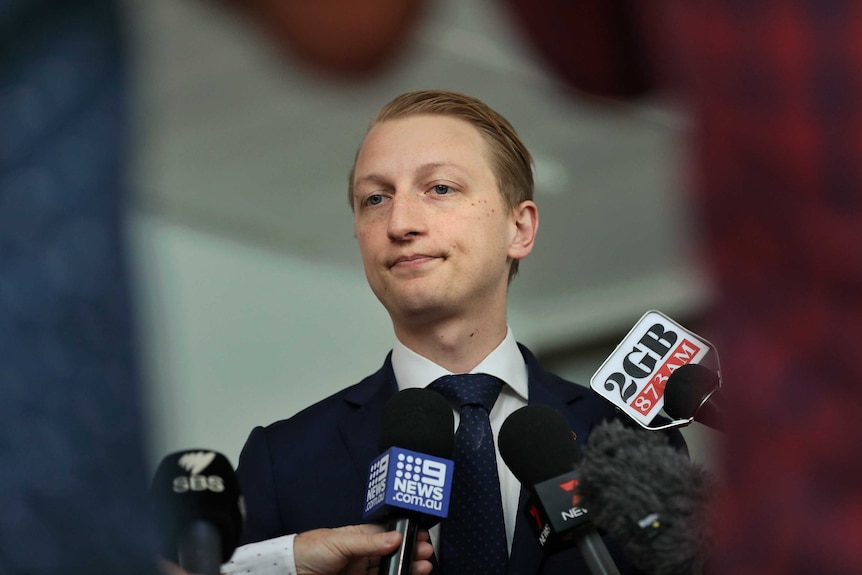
124, 0, 718, 470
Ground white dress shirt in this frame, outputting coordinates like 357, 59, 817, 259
390, 326, 529, 554
221, 327, 528, 574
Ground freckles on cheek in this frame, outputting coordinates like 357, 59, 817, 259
355, 226, 372, 243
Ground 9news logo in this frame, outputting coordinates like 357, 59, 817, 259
364, 447, 452, 519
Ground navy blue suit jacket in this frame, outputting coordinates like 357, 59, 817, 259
236, 344, 685, 574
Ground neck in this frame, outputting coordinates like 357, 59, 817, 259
394, 317, 508, 374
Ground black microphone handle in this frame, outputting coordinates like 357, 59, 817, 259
578, 528, 622, 575
177, 520, 223, 575
379, 516, 418, 575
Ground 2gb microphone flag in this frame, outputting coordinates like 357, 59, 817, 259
590, 310, 719, 430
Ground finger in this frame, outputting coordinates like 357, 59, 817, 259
411, 559, 434, 575
332, 527, 402, 558
413, 540, 434, 561
349, 523, 386, 536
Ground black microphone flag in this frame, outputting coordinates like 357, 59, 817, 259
499, 405, 621, 575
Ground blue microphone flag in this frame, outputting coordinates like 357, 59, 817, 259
363, 446, 453, 524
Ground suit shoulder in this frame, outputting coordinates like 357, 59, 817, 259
250, 363, 395, 439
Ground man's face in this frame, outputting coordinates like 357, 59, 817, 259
351, 114, 528, 327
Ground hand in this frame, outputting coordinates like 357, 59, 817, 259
294, 524, 433, 575
158, 558, 191, 575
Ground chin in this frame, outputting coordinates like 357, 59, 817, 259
388, 295, 450, 325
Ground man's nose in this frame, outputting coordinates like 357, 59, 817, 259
387, 191, 426, 240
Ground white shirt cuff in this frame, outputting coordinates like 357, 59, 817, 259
220, 534, 297, 575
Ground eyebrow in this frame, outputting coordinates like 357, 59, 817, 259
354, 162, 471, 189
353, 172, 391, 191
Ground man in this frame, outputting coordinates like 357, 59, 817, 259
234, 89, 685, 574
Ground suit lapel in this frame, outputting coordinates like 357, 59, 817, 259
337, 355, 399, 488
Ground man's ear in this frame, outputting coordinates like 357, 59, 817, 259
508, 200, 539, 261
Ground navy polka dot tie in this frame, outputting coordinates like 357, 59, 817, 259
429, 374, 508, 575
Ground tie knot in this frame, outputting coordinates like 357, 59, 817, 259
429, 373, 503, 412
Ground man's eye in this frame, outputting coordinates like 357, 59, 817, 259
433, 184, 451, 195
367, 194, 384, 206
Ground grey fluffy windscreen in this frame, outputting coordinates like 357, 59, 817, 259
578, 420, 714, 575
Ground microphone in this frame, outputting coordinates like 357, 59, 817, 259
577, 419, 714, 575
498, 405, 621, 575
589, 310, 718, 431
151, 450, 245, 575
363, 388, 455, 575
663, 363, 723, 431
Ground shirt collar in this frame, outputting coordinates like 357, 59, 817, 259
391, 326, 529, 401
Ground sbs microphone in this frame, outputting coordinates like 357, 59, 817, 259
364, 388, 455, 575
499, 405, 621, 575
663, 363, 723, 431
577, 420, 714, 575
151, 450, 245, 575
